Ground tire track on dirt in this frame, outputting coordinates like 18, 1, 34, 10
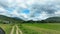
16, 26, 18, 34
16, 25, 23, 34
10, 26, 15, 34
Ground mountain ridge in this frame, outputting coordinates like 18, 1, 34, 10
44, 17, 60, 23
0, 15, 23, 24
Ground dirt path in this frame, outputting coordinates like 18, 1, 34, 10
10, 25, 23, 34
10, 26, 15, 34
16, 26, 18, 34
16, 25, 23, 34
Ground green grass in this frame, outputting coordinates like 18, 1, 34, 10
0, 23, 60, 34
0, 24, 13, 34
19, 23, 60, 34
24, 23, 60, 31
13, 26, 16, 34
18, 24, 41, 34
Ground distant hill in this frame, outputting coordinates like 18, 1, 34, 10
44, 17, 60, 23
19, 17, 60, 23
0, 15, 60, 23
0, 15, 23, 24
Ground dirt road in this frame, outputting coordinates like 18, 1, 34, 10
10, 25, 23, 34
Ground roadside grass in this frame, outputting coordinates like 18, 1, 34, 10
23, 23, 60, 31
0, 23, 60, 34
19, 23, 60, 34
0, 24, 13, 34
13, 26, 16, 34
19, 25, 41, 34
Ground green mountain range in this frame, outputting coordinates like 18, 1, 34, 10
0, 15, 23, 24
44, 17, 60, 23
0, 15, 60, 23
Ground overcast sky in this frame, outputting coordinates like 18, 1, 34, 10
0, 0, 60, 21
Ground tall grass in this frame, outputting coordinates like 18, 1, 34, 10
19, 23, 60, 34
19, 24, 41, 34
0, 24, 13, 34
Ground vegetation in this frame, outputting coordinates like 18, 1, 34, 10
19, 23, 60, 34
0, 15, 60, 24
0, 24, 13, 34
0, 15, 23, 24
0, 15, 60, 34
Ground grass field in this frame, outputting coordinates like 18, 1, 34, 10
0, 23, 60, 34
0, 24, 13, 34
19, 23, 60, 34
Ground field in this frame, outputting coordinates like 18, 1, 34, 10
19, 23, 60, 34
0, 24, 13, 34
0, 23, 60, 34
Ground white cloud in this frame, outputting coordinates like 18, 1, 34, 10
0, 7, 7, 15
0, 0, 60, 21
55, 10, 60, 16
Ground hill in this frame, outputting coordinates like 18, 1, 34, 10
0, 15, 23, 24
44, 17, 60, 23
0, 15, 60, 23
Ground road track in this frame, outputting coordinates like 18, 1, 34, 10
10, 25, 23, 34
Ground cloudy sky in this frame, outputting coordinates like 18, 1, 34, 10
0, 0, 60, 21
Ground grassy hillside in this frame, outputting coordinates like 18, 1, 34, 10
0, 15, 23, 24
0, 15, 60, 34
45, 17, 60, 23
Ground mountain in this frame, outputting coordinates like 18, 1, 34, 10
44, 17, 60, 23
0, 15, 60, 23
0, 15, 23, 24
